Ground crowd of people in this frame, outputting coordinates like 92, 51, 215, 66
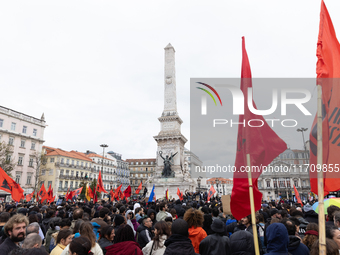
0, 197, 338, 255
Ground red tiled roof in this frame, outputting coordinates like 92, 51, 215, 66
207, 177, 233, 184
125, 158, 156, 163
45, 147, 92, 162
80, 152, 114, 161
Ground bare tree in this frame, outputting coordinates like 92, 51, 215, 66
32, 151, 47, 199
0, 141, 15, 176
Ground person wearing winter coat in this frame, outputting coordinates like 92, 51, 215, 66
156, 203, 168, 222
230, 229, 255, 255
147, 209, 157, 227
281, 219, 309, 255
265, 223, 289, 255
98, 225, 115, 254
303, 204, 318, 224
106, 224, 142, 255
183, 208, 207, 254
199, 219, 231, 255
125, 210, 138, 236
137, 217, 154, 248
163, 219, 196, 255
61, 222, 103, 255
50, 229, 73, 255
142, 221, 170, 255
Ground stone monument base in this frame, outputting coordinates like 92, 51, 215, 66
147, 177, 195, 201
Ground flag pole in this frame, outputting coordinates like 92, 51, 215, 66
317, 84, 326, 255
246, 153, 260, 255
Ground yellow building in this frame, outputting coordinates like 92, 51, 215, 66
41, 146, 93, 197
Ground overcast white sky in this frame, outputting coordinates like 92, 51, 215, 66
1, 0, 339, 161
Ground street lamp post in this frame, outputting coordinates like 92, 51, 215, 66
297, 128, 308, 153
197, 177, 201, 193
215, 178, 220, 197
100, 144, 108, 174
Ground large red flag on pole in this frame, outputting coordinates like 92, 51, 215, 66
123, 185, 132, 198
230, 37, 287, 221
135, 182, 142, 194
97, 171, 108, 193
0, 167, 24, 202
26, 190, 34, 202
38, 183, 48, 203
309, 0, 340, 196
293, 185, 302, 205
177, 188, 183, 201
207, 185, 216, 202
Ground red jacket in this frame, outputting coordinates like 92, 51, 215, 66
106, 241, 143, 255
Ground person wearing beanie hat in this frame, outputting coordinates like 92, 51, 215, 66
164, 219, 196, 255
199, 219, 230, 255
303, 204, 318, 224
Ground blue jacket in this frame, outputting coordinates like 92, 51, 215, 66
265, 223, 289, 255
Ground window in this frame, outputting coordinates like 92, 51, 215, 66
11, 122, 16, 131
81, 172, 83, 177
60, 169, 64, 175
294, 179, 298, 187
61, 158, 64, 164
6, 154, 12, 162
76, 171, 79, 177
86, 163, 88, 167
65, 181, 68, 188
27, 174, 32, 185
31, 142, 36, 150
70, 181, 73, 188
286, 178, 291, 188
18, 156, 23, 165
50, 158, 55, 163
22, 126, 27, 134
8, 137, 14, 145
81, 162, 83, 167
41, 170, 46, 176
77, 161, 79, 166
72, 160, 74, 165
279, 179, 285, 188
59, 181, 62, 188
49, 169, 53, 175
20, 140, 25, 148
33, 129, 37, 136
66, 170, 69, 176
66, 159, 70, 164
15, 173, 21, 183
48, 181, 52, 187
0, 119, 3, 127
29, 158, 34, 167
75, 181, 78, 188
266, 180, 271, 188
71, 170, 74, 176
273, 179, 277, 188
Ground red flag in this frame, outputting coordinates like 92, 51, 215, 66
38, 183, 49, 203
47, 185, 53, 203
110, 189, 115, 201
73, 187, 83, 198
97, 172, 108, 193
309, 0, 340, 196
88, 186, 94, 199
0, 167, 25, 202
26, 190, 34, 202
51, 196, 56, 202
230, 37, 287, 220
177, 188, 183, 201
124, 185, 132, 198
135, 182, 142, 194
66, 189, 74, 201
207, 186, 216, 201
293, 185, 302, 205
125, 196, 129, 203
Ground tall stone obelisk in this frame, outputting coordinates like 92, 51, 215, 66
154, 43, 188, 179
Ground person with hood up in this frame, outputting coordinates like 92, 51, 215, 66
147, 209, 157, 227
303, 204, 318, 224
113, 215, 125, 234
142, 221, 170, 255
183, 208, 207, 253
106, 224, 142, 255
229, 229, 254, 255
163, 219, 195, 255
281, 219, 309, 255
265, 223, 289, 255
125, 209, 139, 236
137, 217, 154, 248
199, 219, 231, 255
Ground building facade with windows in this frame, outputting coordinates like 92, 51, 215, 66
0, 105, 46, 198
107, 151, 129, 191
42, 147, 93, 197
83, 151, 117, 192
206, 178, 233, 196
257, 149, 310, 201
126, 158, 156, 196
